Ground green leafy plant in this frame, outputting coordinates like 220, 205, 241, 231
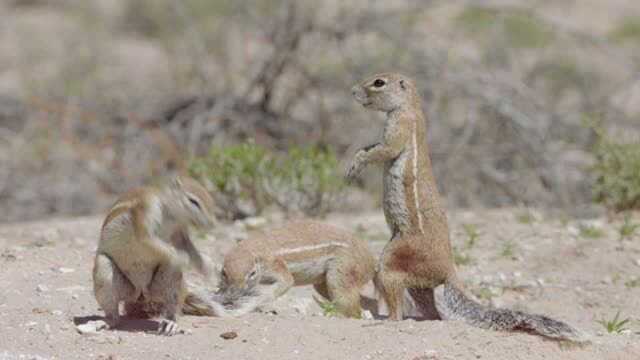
625, 278, 640, 289
579, 225, 604, 239
314, 296, 339, 318
473, 287, 496, 302
454, 247, 473, 266
516, 211, 535, 225
619, 214, 640, 241
597, 311, 631, 334
462, 224, 480, 249
610, 16, 640, 45
592, 126, 640, 211
500, 241, 517, 259
189, 142, 344, 218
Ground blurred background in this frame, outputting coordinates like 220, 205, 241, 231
0, 0, 639, 223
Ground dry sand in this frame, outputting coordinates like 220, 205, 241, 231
1, 209, 639, 359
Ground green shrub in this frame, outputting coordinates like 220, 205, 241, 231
456, 6, 554, 49
596, 311, 631, 334
610, 16, 640, 45
189, 142, 344, 218
592, 131, 640, 211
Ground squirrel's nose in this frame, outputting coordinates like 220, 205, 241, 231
351, 86, 365, 100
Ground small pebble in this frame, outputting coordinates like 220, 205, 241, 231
36, 284, 49, 293
76, 320, 108, 335
243, 217, 267, 230
220, 331, 238, 340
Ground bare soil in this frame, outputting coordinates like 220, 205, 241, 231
1, 209, 639, 360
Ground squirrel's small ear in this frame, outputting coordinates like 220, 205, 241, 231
399, 79, 406, 90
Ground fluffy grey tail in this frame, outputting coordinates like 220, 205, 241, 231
182, 288, 228, 316
182, 286, 262, 317
433, 282, 587, 342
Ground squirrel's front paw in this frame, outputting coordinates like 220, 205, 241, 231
345, 162, 362, 182
345, 151, 367, 181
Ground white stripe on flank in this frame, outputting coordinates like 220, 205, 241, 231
412, 122, 424, 234
274, 242, 349, 256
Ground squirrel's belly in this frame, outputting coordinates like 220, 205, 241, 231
383, 151, 411, 234
287, 255, 334, 285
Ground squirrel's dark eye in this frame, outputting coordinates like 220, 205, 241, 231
373, 79, 386, 88
187, 196, 201, 210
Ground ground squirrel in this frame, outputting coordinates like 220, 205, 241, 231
347, 72, 584, 341
93, 176, 217, 335
182, 220, 376, 318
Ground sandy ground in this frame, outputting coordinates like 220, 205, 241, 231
1, 209, 639, 360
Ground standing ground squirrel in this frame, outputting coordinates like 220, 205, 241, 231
182, 220, 376, 318
93, 176, 217, 335
347, 73, 584, 341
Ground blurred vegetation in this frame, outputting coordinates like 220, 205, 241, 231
0, 0, 639, 222
189, 142, 344, 218
592, 128, 640, 211
457, 6, 554, 49
610, 16, 640, 45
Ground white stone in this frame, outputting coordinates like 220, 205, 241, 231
243, 217, 267, 230
76, 320, 108, 335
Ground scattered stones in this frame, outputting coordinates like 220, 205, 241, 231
220, 331, 238, 340
0, 250, 16, 262
36, 284, 49, 293
567, 226, 579, 237
243, 217, 267, 230
56, 285, 85, 294
56, 267, 75, 274
76, 320, 108, 335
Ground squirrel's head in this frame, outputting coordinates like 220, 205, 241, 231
167, 175, 217, 229
218, 254, 263, 301
351, 73, 418, 113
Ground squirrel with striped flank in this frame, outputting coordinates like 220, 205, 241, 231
347, 72, 585, 342
182, 220, 376, 318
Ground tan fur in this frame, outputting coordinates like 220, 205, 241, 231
183, 220, 376, 318
93, 175, 216, 336
348, 73, 455, 320
348, 73, 585, 341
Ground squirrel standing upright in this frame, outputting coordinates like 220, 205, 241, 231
347, 72, 584, 342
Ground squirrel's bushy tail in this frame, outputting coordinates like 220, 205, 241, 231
431, 281, 587, 342
182, 285, 262, 317
182, 288, 227, 316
